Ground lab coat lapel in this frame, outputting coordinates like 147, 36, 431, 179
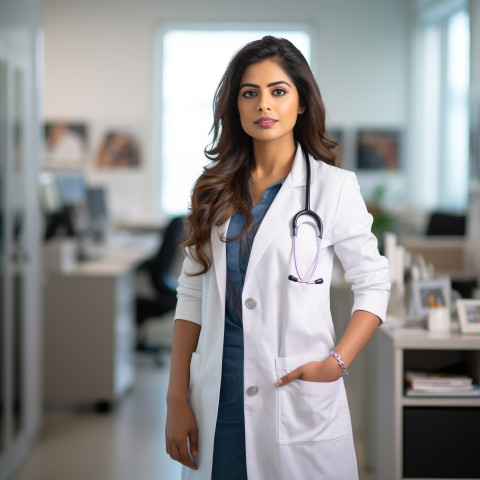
211, 218, 230, 312
245, 147, 311, 285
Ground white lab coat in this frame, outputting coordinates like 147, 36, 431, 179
174, 147, 390, 480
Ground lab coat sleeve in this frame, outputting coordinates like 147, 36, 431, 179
174, 250, 204, 326
332, 172, 390, 322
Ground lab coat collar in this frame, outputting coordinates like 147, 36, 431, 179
246, 145, 311, 285
211, 144, 312, 293
290, 144, 318, 187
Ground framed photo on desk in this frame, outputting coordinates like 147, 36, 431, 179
411, 277, 451, 317
456, 299, 480, 334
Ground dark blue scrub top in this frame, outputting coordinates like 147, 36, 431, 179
212, 178, 284, 480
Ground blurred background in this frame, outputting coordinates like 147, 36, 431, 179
1, 0, 480, 479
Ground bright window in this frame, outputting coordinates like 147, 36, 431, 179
443, 9, 469, 210
155, 27, 311, 215
415, 3, 469, 212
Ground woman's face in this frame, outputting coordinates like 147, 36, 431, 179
237, 59, 304, 145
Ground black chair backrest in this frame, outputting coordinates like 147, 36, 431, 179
426, 212, 466, 236
149, 216, 185, 295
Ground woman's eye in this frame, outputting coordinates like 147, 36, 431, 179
273, 88, 286, 96
242, 90, 257, 98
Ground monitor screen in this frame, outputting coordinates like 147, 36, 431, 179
55, 171, 86, 205
40, 171, 87, 241
86, 186, 108, 224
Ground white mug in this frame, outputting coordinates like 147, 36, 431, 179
428, 306, 451, 332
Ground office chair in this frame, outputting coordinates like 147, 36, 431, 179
135, 216, 185, 355
426, 212, 466, 236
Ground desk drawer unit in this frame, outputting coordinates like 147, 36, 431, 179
44, 270, 135, 407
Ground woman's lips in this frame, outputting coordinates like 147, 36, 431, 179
255, 117, 278, 128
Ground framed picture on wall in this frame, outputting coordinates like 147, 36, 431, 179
44, 121, 88, 168
96, 128, 141, 168
356, 129, 401, 171
327, 127, 344, 167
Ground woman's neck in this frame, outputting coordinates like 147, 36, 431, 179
249, 136, 296, 207
251, 136, 296, 182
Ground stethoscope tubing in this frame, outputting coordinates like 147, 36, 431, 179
291, 234, 323, 284
288, 146, 324, 285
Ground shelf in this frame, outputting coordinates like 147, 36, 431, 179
402, 396, 480, 407
379, 325, 480, 350
373, 328, 480, 479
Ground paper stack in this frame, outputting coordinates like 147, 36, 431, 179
405, 371, 480, 397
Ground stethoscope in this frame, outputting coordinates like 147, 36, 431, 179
288, 146, 324, 285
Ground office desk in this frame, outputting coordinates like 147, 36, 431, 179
371, 325, 480, 480
43, 234, 159, 410
113, 215, 170, 234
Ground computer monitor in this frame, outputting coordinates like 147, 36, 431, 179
86, 186, 109, 241
55, 171, 87, 206
39, 171, 87, 241
86, 186, 108, 223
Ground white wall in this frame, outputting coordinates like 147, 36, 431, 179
41, 1, 408, 467
43, 0, 409, 219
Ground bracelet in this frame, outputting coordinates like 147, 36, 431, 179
330, 350, 349, 375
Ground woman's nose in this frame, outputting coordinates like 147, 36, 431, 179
257, 104, 271, 112
257, 94, 271, 112
257, 103, 271, 112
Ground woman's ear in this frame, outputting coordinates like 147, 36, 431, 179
298, 104, 306, 114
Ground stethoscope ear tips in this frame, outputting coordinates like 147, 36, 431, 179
314, 278, 324, 284
288, 275, 299, 282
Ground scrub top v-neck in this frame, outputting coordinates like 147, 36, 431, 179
211, 177, 285, 480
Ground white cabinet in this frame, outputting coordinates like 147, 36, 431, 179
371, 327, 480, 479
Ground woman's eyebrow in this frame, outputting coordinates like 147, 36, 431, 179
239, 80, 292, 90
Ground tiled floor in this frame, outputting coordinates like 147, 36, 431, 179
12, 352, 374, 480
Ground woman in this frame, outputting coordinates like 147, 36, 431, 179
165, 36, 390, 480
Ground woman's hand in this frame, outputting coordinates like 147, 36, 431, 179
276, 355, 342, 386
165, 399, 198, 470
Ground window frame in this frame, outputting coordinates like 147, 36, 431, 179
153, 23, 314, 215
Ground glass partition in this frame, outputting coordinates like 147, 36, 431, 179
12, 67, 26, 438
0, 57, 6, 457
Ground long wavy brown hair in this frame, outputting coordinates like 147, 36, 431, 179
183, 35, 337, 275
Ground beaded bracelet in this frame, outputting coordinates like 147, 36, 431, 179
330, 350, 349, 376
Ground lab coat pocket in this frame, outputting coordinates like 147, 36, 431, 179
276, 356, 351, 445
188, 352, 201, 415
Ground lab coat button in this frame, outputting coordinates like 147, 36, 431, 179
245, 298, 257, 309
247, 385, 259, 396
